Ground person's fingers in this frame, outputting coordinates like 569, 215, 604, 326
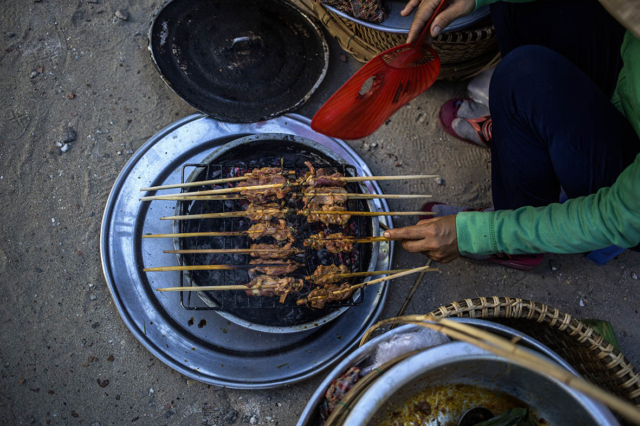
406, 0, 439, 43
384, 224, 429, 240
431, 1, 473, 37
401, 0, 421, 16
402, 239, 431, 253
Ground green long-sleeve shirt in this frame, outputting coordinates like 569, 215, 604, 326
456, 1, 640, 255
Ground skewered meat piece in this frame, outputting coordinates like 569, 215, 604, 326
304, 232, 355, 253
249, 259, 301, 276
302, 187, 348, 209
248, 219, 296, 242
245, 276, 304, 303
250, 242, 304, 259
302, 161, 346, 187
309, 264, 350, 287
298, 283, 354, 309
237, 167, 291, 203
301, 205, 351, 226
245, 203, 290, 221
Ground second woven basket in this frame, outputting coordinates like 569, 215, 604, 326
311, 2, 500, 80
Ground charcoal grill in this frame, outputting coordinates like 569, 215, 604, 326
101, 114, 394, 388
170, 134, 380, 333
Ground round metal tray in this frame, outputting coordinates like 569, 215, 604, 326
324, 2, 490, 34
100, 113, 393, 389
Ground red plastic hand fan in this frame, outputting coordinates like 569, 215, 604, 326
311, 0, 450, 140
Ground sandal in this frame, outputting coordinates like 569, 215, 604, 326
438, 98, 493, 148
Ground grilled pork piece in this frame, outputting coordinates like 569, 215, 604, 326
245, 203, 290, 221
304, 232, 355, 254
302, 161, 346, 188
249, 242, 303, 259
309, 264, 350, 287
249, 259, 301, 276
298, 283, 353, 309
301, 205, 351, 226
248, 219, 295, 242
302, 187, 348, 209
244, 276, 304, 303
237, 167, 291, 203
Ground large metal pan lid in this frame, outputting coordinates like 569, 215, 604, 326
148, 0, 329, 123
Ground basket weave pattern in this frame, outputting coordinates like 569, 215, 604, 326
430, 296, 640, 407
313, 3, 500, 80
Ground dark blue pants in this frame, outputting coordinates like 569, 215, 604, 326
488, 1, 639, 211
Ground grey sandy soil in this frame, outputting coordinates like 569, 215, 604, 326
0, 1, 638, 425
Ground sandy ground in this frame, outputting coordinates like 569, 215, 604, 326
1, 1, 638, 425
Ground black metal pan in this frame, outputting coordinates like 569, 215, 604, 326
148, 0, 329, 123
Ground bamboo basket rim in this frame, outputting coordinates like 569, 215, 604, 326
427, 297, 640, 406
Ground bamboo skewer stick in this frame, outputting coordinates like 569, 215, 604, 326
140, 171, 297, 191
155, 268, 434, 293
140, 175, 439, 201
142, 193, 432, 202
163, 248, 304, 255
342, 175, 438, 182
160, 208, 294, 221
360, 316, 640, 425
160, 209, 433, 221
141, 183, 285, 201
157, 284, 253, 292
305, 210, 434, 217
144, 263, 295, 272
306, 236, 395, 244
142, 194, 246, 201
141, 231, 262, 239
305, 268, 438, 282
297, 266, 434, 304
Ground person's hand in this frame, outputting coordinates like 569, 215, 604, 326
401, 0, 476, 43
383, 215, 460, 263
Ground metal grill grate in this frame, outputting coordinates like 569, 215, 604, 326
174, 160, 372, 312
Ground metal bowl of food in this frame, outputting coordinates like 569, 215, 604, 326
297, 319, 619, 425
172, 133, 387, 334
343, 342, 619, 425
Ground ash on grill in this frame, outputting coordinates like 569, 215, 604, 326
176, 156, 373, 327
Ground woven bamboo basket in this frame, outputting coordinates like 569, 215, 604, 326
429, 297, 640, 408
311, 3, 500, 80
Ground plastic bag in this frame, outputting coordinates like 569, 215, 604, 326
361, 328, 451, 375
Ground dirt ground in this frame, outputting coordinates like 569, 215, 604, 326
1, 1, 638, 425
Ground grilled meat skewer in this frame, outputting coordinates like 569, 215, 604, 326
237, 168, 293, 203
304, 232, 355, 253
299, 283, 354, 309
249, 259, 301, 276
249, 243, 303, 259
244, 276, 305, 303
248, 220, 296, 242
